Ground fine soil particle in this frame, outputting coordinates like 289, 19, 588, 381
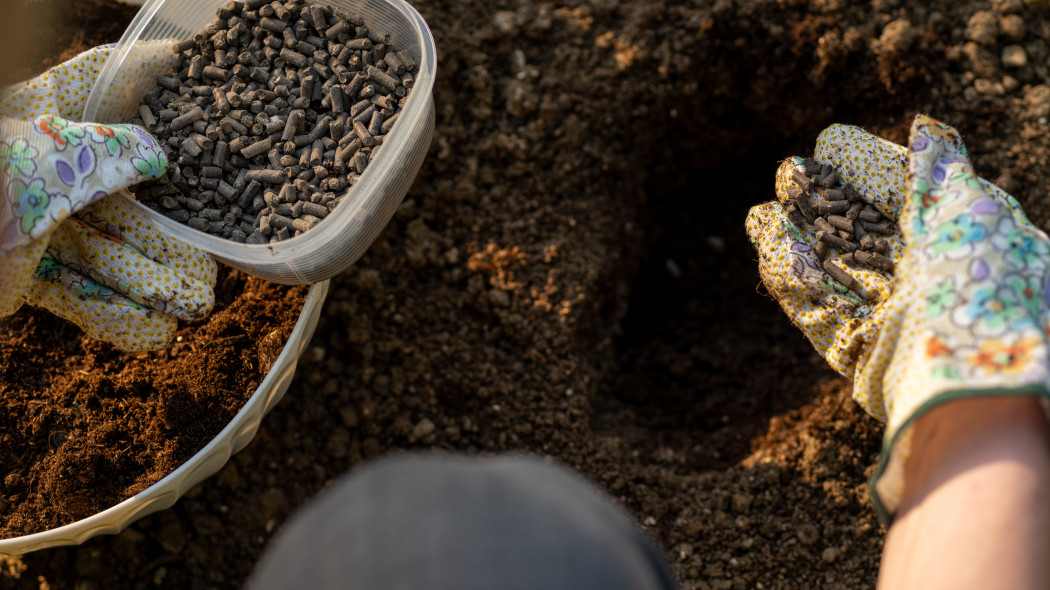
0, 271, 308, 538
6, 0, 1050, 589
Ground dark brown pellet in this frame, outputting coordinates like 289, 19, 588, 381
785, 204, 805, 229
366, 64, 399, 92
372, 94, 397, 112
820, 168, 838, 188
813, 240, 828, 262
380, 112, 399, 134
217, 181, 238, 199
309, 139, 324, 165
213, 141, 229, 167
264, 119, 286, 135
280, 47, 309, 68
281, 109, 305, 141
791, 170, 813, 193
845, 201, 864, 221
301, 201, 328, 218
240, 137, 272, 159
860, 219, 894, 235
292, 217, 317, 232
350, 97, 370, 116
158, 75, 181, 91
180, 137, 203, 157
384, 51, 405, 74
306, 4, 325, 29
854, 250, 894, 272
814, 200, 848, 215
827, 215, 852, 232
309, 117, 331, 141
260, 16, 287, 32
247, 168, 286, 184
822, 259, 857, 290
335, 138, 361, 167
817, 231, 857, 253
201, 165, 223, 178
138, 105, 158, 127
325, 20, 350, 40
351, 150, 368, 173
367, 110, 383, 137
170, 106, 205, 131
786, 185, 815, 223
858, 207, 881, 222
221, 116, 248, 136
273, 2, 291, 21
188, 55, 204, 79
352, 105, 375, 125
203, 65, 230, 81
192, 133, 214, 150
329, 86, 345, 112
269, 213, 294, 230
813, 217, 834, 236
277, 183, 296, 204
212, 87, 232, 112
352, 119, 374, 147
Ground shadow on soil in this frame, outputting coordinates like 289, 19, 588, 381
595, 142, 844, 470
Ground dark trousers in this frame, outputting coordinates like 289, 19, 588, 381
247, 454, 678, 590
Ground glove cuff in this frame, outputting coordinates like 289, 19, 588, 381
869, 385, 1050, 523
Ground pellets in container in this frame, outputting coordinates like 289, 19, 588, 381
130, 0, 415, 244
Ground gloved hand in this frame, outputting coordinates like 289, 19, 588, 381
0, 46, 217, 351
746, 114, 1050, 521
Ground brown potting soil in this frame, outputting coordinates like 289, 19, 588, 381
0, 269, 308, 537
5, 0, 1050, 589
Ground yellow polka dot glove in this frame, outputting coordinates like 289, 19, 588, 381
746, 114, 1050, 521
0, 46, 217, 351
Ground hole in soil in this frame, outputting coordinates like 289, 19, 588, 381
596, 141, 844, 470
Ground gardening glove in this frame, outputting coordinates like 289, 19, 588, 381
745, 114, 1050, 522
0, 45, 217, 351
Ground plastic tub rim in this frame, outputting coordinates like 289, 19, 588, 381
0, 279, 330, 556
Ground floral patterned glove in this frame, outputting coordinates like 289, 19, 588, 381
746, 114, 1050, 521
0, 46, 217, 351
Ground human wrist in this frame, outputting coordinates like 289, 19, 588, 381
899, 395, 1050, 515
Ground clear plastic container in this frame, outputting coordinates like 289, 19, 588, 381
83, 0, 436, 284
0, 281, 330, 555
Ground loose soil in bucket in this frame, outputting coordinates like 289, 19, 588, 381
0, 270, 309, 537
6, 0, 1050, 589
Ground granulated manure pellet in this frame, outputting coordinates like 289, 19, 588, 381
130, 0, 415, 243
790, 157, 897, 298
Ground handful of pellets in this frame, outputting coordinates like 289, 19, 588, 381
130, 0, 416, 244
783, 158, 896, 296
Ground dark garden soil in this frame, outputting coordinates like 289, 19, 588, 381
4, 0, 1050, 588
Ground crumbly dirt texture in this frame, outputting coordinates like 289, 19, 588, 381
0, 269, 308, 538
5, 0, 1050, 588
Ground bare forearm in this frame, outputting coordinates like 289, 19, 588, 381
878, 396, 1050, 590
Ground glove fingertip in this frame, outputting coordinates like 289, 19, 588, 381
25, 272, 178, 352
